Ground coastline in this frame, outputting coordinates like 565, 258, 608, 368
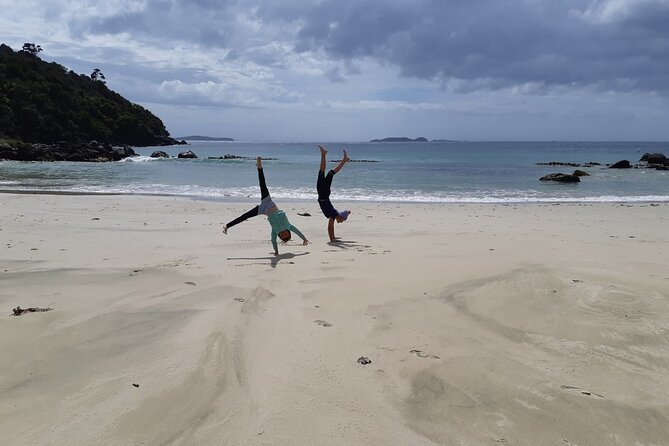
2, 188, 669, 204
1, 193, 668, 445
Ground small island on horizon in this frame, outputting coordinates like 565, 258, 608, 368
370, 137, 428, 143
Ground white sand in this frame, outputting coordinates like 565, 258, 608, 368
1, 193, 668, 445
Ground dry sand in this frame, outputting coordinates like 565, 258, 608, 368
1, 193, 668, 445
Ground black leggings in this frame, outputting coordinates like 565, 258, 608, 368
317, 169, 335, 200
226, 168, 269, 228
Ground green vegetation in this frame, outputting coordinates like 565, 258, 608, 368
0, 43, 177, 146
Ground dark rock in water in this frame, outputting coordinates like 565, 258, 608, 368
536, 161, 581, 167
178, 150, 198, 159
573, 169, 590, 177
537, 161, 602, 167
150, 151, 170, 158
639, 153, 667, 164
609, 160, 631, 169
539, 173, 581, 183
0, 141, 136, 162
207, 154, 278, 160
331, 159, 379, 163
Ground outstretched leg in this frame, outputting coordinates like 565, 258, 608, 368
257, 157, 269, 199
223, 206, 260, 233
333, 149, 350, 174
319, 145, 327, 173
317, 146, 335, 199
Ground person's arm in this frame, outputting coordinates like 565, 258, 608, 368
327, 218, 336, 241
271, 230, 279, 255
289, 224, 309, 245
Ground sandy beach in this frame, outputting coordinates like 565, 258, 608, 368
1, 193, 668, 445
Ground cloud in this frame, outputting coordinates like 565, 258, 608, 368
283, 0, 669, 93
3, 0, 669, 140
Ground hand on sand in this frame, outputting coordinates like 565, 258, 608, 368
222, 224, 228, 234
303, 239, 310, 245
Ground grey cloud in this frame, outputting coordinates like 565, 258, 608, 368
69, 0, 238, 48
280, 0, 669, 94
63, 0, 669, 95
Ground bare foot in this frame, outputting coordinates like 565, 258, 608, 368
319, 145, 327, 156
343, 150, 350, 162
256, 157, 262, 169
222, 224, 228, 234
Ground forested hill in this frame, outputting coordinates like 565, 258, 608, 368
0, 43, 182, 146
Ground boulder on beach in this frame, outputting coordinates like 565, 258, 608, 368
539, 173, 581, 183
609, 160, 631, 169
178, 150, 198, 159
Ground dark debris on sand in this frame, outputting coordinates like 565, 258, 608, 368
11, 306, 53, 316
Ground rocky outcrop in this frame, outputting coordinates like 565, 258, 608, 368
539, 173, 581, 183
639, 152, 668, 169
207, 154, 278, 160
150, 151, 170, 158
177, 150, 198, 159
536, 161, 600, 167
573, 170, 590, 177
609, 160, 631, 169
0, 141, 136, 162
639, 153, 667, 164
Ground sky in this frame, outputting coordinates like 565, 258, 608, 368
2, 0, 669, 142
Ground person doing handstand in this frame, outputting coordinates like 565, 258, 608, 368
223, 157, 309, 255
317, 145, 351, 241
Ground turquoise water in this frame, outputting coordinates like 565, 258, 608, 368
1, 141, 667, 203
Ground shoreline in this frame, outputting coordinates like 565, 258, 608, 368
1, 188, 669, 204
1, 193, 668, 444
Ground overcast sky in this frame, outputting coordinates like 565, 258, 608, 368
2, 0, 669, 142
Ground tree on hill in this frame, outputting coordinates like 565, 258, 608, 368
90, 68, 105, 83
0, 43, 179, 146
21, 43, 42, 57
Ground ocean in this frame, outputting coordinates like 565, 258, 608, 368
1, 141, 667, 203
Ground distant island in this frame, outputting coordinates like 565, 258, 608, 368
176, 135, 235, 141
370, 137, 428, 142
0, 43, 184, 162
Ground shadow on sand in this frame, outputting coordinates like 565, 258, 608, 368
326, 239, 369, 250
227, 251, 309, 268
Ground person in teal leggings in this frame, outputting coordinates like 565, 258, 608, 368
223, 157, 309, 255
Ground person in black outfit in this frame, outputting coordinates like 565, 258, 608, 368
317, 145, 351, 241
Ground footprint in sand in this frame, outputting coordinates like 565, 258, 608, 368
314, 320, 332, 327
410, 349, 440, 359
233, 297, 246, 303
560, 385, 605, 398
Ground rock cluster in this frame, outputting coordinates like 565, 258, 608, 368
538, 151, 667, 183
0, 141, 136, 162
